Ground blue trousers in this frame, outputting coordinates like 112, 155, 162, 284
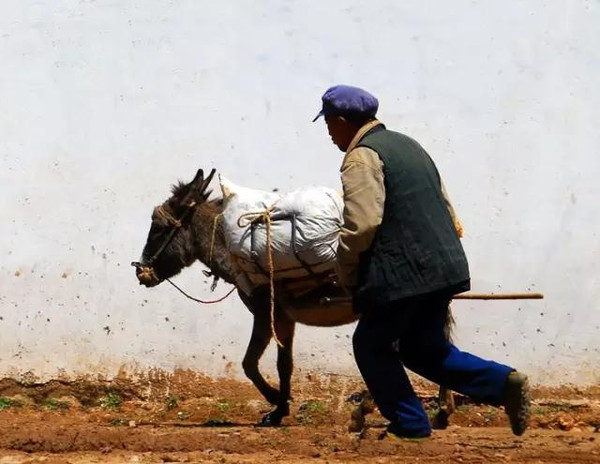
353, 291, 513, 435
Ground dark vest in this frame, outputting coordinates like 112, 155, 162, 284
353, 128, 470, 309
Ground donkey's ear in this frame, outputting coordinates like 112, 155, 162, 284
186, 169, 207, 201
186, 168, 215, 204
172, 169, 203, 204
200, 169, 216, 192
190, 169, 204, 187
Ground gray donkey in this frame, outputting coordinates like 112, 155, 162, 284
133, 169, 455, 429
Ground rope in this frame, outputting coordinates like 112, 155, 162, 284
156, 205, 182, 228
209, 213, 222, 266
166, 278, 236, 304
264, 212, 283, 348
236, 209, 283, 348
165, 207, 283, 346
137, 266, 159, 284
237, 210, 272, 228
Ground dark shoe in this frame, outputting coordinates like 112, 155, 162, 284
503, 371, 531, 436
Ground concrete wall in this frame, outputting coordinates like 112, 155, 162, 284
1, 0, 598, 386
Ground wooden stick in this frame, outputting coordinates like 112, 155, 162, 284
454, 292, 544, 300
320, 292, 544, 306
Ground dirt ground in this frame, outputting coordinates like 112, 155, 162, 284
0, 370, 598, 463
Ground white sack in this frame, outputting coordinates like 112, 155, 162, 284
220, 176, 343, 285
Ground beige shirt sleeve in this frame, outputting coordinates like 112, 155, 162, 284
336, 147, 385, 287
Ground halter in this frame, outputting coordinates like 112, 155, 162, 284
131, 200, 197, 281
132, 168, 216, 278
132, 168, 237, 305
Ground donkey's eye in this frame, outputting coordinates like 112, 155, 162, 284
149, 223, 164, 238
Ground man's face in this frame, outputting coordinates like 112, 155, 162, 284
325, 115, 355, 152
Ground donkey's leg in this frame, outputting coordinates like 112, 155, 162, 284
441, 386, 456, 414
432, 386, 455, 429
348, 390, 376, 435
242, 310, 282, 411
259, 313, 296, 426
430, 302, 457, 429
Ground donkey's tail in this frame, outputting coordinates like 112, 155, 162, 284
444, 300, 455, 344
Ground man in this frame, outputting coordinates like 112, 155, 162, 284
313, 85, 530, 439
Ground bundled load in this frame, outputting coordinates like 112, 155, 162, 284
219, 176, 343, 292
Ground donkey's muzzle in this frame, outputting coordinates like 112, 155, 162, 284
132, 261, 160, 287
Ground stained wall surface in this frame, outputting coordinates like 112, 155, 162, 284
1, 1, 599, 386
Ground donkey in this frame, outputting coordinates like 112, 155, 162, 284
133, 168, 455, 428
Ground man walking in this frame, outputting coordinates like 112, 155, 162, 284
313, 84, 530, 438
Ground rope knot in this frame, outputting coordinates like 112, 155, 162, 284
237, 209, 274, 228
156, 205, 183, 228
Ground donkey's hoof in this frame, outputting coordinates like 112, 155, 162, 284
347, 391, 364, 405
257, 411, 283, 427
431, 410, 450, 430
348, 417, 365, 433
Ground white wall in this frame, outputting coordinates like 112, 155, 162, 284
1, 0, 598, 386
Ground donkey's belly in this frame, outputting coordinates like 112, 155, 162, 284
285, 302, 357, 326
277, 284, 358, 327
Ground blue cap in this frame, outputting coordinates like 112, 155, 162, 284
312, 85, 379, 122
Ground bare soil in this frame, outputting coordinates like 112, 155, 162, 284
0, 370, 598, 463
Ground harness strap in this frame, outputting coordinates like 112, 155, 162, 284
146, 203, 197, 266
290, 214, 321, 285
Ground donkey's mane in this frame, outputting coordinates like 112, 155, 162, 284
170, 181, 187, 197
